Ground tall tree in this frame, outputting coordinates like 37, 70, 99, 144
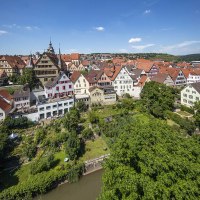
141, 81, 176, 118
19, 68, 38, 90
99, 117, 200, 200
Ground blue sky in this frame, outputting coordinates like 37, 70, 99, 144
0, 0, 200, 55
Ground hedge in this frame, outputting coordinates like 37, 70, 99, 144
0, 162, 84, 200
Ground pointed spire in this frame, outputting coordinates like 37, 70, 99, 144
47, 37, 55, 54
58, 43, 62, 70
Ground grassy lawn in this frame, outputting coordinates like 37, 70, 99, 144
80, 137, 110, 162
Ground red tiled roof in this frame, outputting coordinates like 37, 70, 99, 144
61, 54, 71, 62
0, 97, 11, 112
138, 75, 148, 87
0, 89, 13, 101
151, 73, 169, 84
70, 71, 82, 83
104, 66, 123, 81
181, 69, 192, 78
0, 56, 26, 69
135, 59, 155, 72
71, 53, 80, 60
82, 60, 90, 66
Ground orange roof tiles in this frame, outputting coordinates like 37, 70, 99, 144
71, 53, 80, 60
0, 98, 11, 112
70, 71, 82, 83
0, 89, 13, 101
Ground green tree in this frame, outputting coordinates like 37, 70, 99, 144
64, 108, 80, 132
0, 126, 9, 161
76, 101, 88, 112
99, 117, 200, 200
88, 111, 99, 124
65, 132, 81, 160
82, 128, 94, 140
194, 101, 200, 129
141, 81, 176, 118
19, 68, 39, 90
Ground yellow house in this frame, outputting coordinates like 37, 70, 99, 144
89, 86, 116, 105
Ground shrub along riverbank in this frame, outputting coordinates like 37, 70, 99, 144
0, 162, 84, 200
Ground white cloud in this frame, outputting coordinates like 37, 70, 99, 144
161, 41, 200, 51
0, 30, 8, 36
95, 27, 105, 31
132, 44, 155, 50
3, 24, 21, 29
128, 37, 142, 43
3, 24, 40, 31
144, 9, 151, 14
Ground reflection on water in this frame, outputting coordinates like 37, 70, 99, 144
35, 170, 103, 200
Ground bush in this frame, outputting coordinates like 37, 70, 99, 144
3, 116, 34, 129
88, 111, 99, 124
0, 170, 67, 200
30, 154, 55, 175
82, 128, 94, 140
67, 162, 85, 183
180, 105, 194, 114
165, 111, 196, 135
0, 162, 85, 200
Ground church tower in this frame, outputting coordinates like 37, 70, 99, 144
47, 38, 55, 54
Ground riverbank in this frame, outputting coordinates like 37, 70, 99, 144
35, 169, 103, 200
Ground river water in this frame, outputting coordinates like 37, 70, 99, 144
35, 170, 103, 200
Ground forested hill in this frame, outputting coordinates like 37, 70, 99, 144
111, 53, 200, 62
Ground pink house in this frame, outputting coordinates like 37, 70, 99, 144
44, 71, 74, 98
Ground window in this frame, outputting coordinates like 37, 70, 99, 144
46, 106, 51, 110
64, 102, 68, 106
63, 86, 66, 90
0, 113, 3, 117
56, 86, 59, 91
58, 103, 62, 107
196, 97, 199, 101
53, 105, 57, 109
192, 91, 196, 94
183, 94, 187, 97
189, 95, 193, 99
39, 107, 44, 111
183, 99, 187, 103
69, 85, 72, 89
44, 78, 48, 81
188, 101, 193, 105
186, 89, 190, 92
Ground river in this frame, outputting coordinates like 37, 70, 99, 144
35, 170, 103, 200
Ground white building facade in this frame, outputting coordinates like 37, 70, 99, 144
37, 97, 74, 120
73, 74, 90, 95
181, 83, 200, 107
111, 67, 134, 97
